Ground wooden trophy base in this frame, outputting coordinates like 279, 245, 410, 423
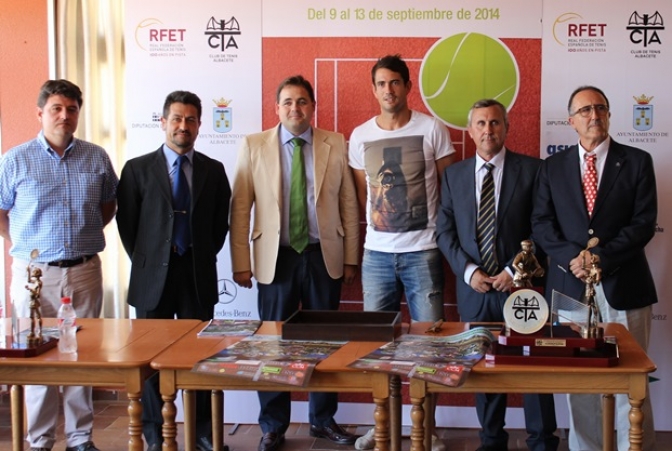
489, 325, 617, 367
0, 336, 58, 357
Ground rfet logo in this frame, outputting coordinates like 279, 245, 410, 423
135, 18, 186, 52
553, 13, 607, 45
627, 11, 664, 47
205, 16, 241, 51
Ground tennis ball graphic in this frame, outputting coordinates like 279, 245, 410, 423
420, 33, 519, 130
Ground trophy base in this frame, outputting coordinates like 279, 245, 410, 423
499, 325, 605, 349
487, 341, 618, 367
0, 336, 58, 357
491, 325, 616, 366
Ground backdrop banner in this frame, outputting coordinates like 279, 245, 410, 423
124, 0, 669, 430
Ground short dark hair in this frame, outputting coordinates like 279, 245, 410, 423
37, 79, 83, 108
467, 98, 509, 129
371, 54, 410, 85
275, 75, 315, 103
163, 90, 202, 119
567, 85, 610, 115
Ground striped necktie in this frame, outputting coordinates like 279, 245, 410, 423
477, 163, 497, 276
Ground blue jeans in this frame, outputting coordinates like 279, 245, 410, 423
362, 248, 445, 321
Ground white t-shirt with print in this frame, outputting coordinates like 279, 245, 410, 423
349, 110, 455, 253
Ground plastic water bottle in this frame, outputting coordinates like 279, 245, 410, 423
57, 296, 78, 353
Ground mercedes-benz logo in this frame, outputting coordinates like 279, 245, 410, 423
217, 278, 237, 304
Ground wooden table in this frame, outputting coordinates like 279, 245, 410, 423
151, 321, 394, 451
406, 322, 656, 451
0, 318, 202, 451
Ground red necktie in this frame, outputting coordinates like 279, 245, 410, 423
583, 154, 597, 216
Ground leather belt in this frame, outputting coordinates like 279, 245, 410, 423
47, 254, 96, 268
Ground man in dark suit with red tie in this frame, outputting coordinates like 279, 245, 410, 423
532, 86, 657, 451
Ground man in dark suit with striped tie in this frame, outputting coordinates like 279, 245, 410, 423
436, 99, 558, 451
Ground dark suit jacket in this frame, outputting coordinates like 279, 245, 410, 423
531, 139, 657, 310
116, 147, 231, 311
437, 150, 542, 321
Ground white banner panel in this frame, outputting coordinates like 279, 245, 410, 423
124, 1, 263, 318
123, 0, 671, 432
541, 0, 671, 430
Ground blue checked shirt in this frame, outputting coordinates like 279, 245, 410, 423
0, 132, 118, 262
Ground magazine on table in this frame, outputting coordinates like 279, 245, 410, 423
192, 335, 344, 386
197, 319, 262, 337
348, 327, 494, 387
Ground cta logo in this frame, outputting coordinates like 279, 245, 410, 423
627, 11, 663, 47
205, 16, 241, 51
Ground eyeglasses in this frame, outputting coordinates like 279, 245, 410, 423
571, 104, 609, 117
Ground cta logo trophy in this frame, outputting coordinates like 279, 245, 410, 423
494, 239, 617, 367
503, 240, 548, 335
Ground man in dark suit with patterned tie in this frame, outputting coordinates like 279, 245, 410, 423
116, 90, 232, 451
437, 99, 558, 451
532, 86, 657, 451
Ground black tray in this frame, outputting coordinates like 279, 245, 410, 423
282, 310, 402, 342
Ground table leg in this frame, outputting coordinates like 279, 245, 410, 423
127, 390, 144, 451
373, 394, 390, 451
212, 390, 224, 451
628, 396, 644, 451
602, 394, 614, 451
183, 389, 197, 451
160, 371, 178, 451
389, 375, 401, 451
409, 394, 425, 451
10, 385, 24, 451
423, 394, 433, 451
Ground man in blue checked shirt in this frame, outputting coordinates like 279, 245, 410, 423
0, 79, 118, 451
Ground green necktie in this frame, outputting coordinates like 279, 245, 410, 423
289, 137, 309, 253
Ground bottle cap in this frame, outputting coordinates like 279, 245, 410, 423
61, 296, 72, 304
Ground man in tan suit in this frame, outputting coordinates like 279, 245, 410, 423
230, 75, 360, 451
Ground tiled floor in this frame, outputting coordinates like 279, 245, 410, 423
1, 399, 671, 451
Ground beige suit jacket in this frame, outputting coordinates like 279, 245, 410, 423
230, 125, 359, 284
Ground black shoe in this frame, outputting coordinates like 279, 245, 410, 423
146, 445, 161, 451
258, 432, 285, 451
195, 436, 229, 451
309, 421, 359, 445
65, 442, 100, 451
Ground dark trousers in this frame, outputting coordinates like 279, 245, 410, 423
476, 393, 558, 451
256, 245, 342, 434
465, 291, 558, 451
135, 249, 216, 445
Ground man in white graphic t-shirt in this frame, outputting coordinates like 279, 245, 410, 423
348, 54, 455, 451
